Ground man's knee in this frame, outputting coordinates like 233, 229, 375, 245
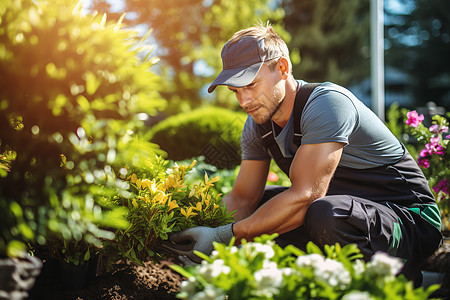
304, 196, 356, 246
305, 196, 352, 229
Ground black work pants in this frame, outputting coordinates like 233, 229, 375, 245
259, 186, 442, 284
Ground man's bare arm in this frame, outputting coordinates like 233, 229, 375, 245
223, 159, 270, 221
233, 142, 343, 241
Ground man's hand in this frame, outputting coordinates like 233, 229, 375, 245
162, 223, 234, 263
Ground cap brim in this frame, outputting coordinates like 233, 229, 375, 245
207, 62, 263, 93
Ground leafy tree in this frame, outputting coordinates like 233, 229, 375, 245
385, 0, 450, 109
282, 0, 370, 87
0, 0, 165, 259
91, 0, 289, 114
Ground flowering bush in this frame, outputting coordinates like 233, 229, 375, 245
103, 157, 235, 265
405, 110, 450, 230
171, 235, 439, 300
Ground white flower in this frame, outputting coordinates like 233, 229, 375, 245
296, 254, 351, 289
253, 262, 284, 298
210, 250, 219, 258
296, 253, 325, 268
243, 241, 275, 259
314, 258, 351, 289
197, 259, 231, 282
342, 291, 375, 300
180, 276, 197, 297
367, 252, 403, 278
254, 263, 284, 289
352, 259, 366, 277
191, 284, 226, 300
280, 267, 295, 277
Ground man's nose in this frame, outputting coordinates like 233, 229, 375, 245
237, 90, 252, 108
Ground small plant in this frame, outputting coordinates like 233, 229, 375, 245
171, 235, 439, 300
104, 158, 235, 265
404, 110, 450, 230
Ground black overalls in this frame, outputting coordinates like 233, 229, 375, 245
257, 83, 442, 283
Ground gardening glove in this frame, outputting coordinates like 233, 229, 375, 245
162, 223, 234, 263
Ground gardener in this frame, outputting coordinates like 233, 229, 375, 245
164, 24, 442, 285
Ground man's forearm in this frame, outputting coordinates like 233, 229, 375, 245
223, 193, 258, 221
232, 187, 311, 242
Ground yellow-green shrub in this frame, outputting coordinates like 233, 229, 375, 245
104, 158, 234, 264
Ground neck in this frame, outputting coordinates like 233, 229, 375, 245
272, 77, 298, 128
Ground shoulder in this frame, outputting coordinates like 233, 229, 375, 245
300, 82, 359, 145
303, 83, 359, 127
309, 82, 358, 108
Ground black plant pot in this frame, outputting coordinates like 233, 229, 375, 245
0, 255, 42, 300
31, 254, 100, 293
59, 255, 100, 290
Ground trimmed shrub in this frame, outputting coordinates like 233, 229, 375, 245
150, 107, 246, 169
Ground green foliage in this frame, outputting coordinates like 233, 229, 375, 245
103, 158, 234, 265
150, 107, 247, 169
93, 0, 289, 113
283, 0, 370, 86
172, 235, 439, 300
0, 0, 165, 259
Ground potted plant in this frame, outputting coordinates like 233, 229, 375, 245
0, 0, 165, 294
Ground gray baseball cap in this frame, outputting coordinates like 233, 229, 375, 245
208, 36, 282, 93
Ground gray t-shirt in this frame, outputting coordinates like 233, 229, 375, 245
241, 81, 404, 169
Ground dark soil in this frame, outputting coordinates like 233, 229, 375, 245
28, 259, 183, 300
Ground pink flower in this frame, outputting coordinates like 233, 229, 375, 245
267, 171, 279, 182
424, 137, 445, 155
429, 125, 449, 134
417, 157, 430, 168
406, 110, 424, 128
419, 149, 431, 158
433, 179, 449, 195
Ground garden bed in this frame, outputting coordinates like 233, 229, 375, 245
26, 240, 450, 300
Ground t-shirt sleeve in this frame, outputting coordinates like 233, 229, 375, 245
300, 87, 358, 146
241, 115, 271, 160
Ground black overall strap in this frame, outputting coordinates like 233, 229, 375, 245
259, 82, 321, 175
292, 83, 321, 145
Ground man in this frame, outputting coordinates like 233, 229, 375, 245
165, 25, 442, 284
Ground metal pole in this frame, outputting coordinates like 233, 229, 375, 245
370, 0, 385, 121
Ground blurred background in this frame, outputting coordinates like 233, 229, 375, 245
86, 0, 450, 118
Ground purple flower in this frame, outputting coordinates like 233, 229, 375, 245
433, 179, 449, 195
406, 110, 424, 127
429, 125, 449, 134
417, 157, 430, 168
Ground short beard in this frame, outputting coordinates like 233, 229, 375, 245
269, 97, 284, 120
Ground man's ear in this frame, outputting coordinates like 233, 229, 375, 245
278, 57, 289, 79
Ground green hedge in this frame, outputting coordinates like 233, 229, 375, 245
150, 107, 247, 169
